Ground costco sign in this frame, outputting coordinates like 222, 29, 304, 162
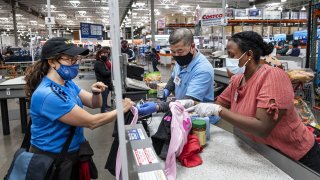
200, 8, 225, 27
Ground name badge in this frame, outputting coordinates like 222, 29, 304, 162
234, 91, 238, 102
174, 76, 181, 86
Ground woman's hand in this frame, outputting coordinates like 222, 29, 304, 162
91, 82, 108, 94
186, 103, 222, 117
123, 98, 134, 112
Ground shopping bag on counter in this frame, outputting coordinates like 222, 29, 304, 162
115, 107, 139, 180
105, 109, 136, 176
152, 102, 192, 180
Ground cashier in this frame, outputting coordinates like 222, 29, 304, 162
137, 28, 215, 114
187, 31, 320, 173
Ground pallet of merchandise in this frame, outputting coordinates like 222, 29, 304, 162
243, 26, 253, 32
253, 25, 263, 35
234, 26, 243, 34
281, 27, 290, 35
273, 27, 281, 35
290, 27, 299, 34
263, 26, 273, 36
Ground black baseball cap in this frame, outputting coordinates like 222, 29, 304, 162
41, 37, 89, 60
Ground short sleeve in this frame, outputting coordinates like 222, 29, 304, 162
217, 75, 237, 107
185, 71, 214, 102
67, 80, 81, 94
40, 93, 76, 121
256, 67, 294, 120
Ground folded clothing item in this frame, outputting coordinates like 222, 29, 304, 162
178, 134, 203, 168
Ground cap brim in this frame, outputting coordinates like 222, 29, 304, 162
62, 46, 89, 57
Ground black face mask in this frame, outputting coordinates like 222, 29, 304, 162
101, 55, 108, 61
173, 50, 193, 66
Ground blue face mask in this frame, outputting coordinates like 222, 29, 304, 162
56, 64, 79, 80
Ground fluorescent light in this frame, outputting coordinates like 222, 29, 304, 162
301, 6, 306, 11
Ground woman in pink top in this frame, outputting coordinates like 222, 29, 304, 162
187, 31, 320, 173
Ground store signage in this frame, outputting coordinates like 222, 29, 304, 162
45, 17, 55, 25
80, 22, 103, 42
200, 8, 225, 27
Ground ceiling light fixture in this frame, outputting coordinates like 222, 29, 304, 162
132, 2, 136, 8
159, 0, 177, 6
301, 6, 306, 11
225, 4, 229, 8
281, 0, 287, 2
66, 27, 69, 31
78, 11, 87, 16
182, 11, 186, 15
165, 5, 169, 9
278, 6, 283, 11
128, 10, 131, 14
196, 4, 200, 10
70, 1, 81, 7
252, 5, 256, 9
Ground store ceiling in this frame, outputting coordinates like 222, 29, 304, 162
0, 0, 311, 34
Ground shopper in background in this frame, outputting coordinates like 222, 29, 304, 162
286, 40, 301, 57
151, 48, 160, 72
186, 31, 320, 173
138, 28, 215, 116
121, 40, 135, 62
276, 41, 289, 56
94, 47, 113, 113
24, 37, 134, 179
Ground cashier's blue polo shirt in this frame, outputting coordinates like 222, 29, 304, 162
172, 51, 214, 102
30, 76, 85, 153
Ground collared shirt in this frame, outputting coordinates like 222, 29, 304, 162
172, 51, 214, 102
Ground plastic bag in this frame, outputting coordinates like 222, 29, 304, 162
294, 97, 316, 125
287, 69, 315, 84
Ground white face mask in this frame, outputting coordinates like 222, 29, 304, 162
226, 52, 250, 75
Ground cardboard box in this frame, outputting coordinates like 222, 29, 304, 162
263, 26, 273, 36
234, 26, 243, 33
225, 26, 232, 36
253, 25, 263, 35
273, 27, 281, 35
243, 26, 253, 31
281, 27, 289, 34
290, 27, 299, 34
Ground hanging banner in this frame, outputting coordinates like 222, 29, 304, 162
200, 8, 225, 27
80, 22, 103, 42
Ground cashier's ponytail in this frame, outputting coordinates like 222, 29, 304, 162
24, 60, 50, 99
230, 31, 274, 63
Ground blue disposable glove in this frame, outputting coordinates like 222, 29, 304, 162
137, 102, 158, 116
160, 89, 170, 102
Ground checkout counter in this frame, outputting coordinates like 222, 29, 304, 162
147, 114, 320, 180
0, 76, 28, 135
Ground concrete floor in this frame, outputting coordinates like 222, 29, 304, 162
0, 62, 233, 179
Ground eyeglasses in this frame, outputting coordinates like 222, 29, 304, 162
59, 56, 82, 65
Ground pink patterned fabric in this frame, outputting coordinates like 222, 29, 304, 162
165, 102, 192, 180
116, 107, 138, 180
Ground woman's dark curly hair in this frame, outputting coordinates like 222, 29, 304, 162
230, 31, 274, 63
24, 55, 61, 99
